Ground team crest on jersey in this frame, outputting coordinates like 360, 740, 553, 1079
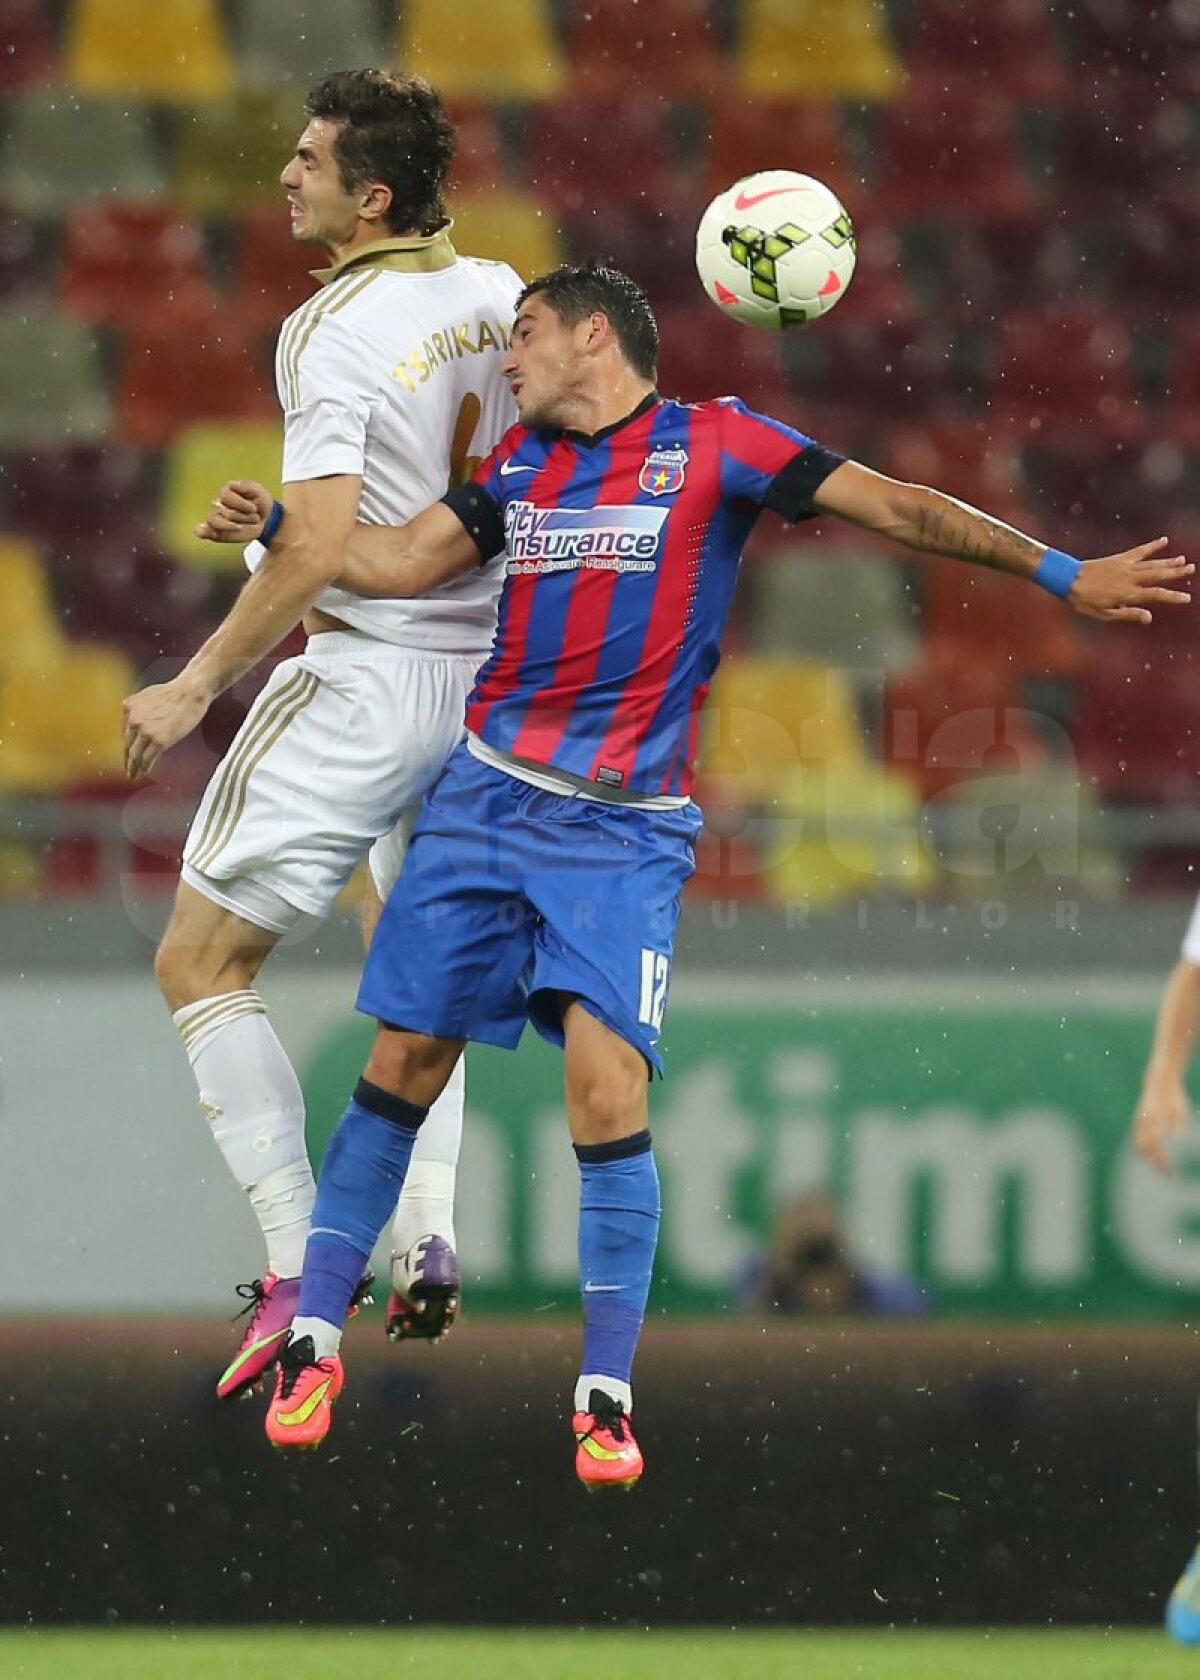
639, 445, 689, 497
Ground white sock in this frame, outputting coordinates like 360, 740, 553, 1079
575, 1374, 633, 1414
390, 1056, 463, 1256
175, 991, 314, 1279
289, 1315, 341, 1360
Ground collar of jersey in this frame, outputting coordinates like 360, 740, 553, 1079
310, 222, 458, 286
561, 390, 662, 449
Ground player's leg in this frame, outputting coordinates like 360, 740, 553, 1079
1167, 1399, 1200, 1643
155, 879, 318, 1398
365, 826, 463, 1341
561, 999, 656, 1493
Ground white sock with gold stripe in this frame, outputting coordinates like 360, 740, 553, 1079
174, 991, 314, 1279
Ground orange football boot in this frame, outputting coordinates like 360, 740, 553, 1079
265, 1334, 344, 1451
573, 1390, 643, 1492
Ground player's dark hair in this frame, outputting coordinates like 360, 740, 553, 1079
517, 263, 659, 380
304, 69, 454, 236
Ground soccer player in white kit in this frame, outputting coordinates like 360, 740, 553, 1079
121, 70, 521, 1397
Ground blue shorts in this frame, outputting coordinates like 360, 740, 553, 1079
356, 744, 702, 1075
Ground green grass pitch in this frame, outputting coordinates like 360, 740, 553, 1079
1, 1629, 1196, 1680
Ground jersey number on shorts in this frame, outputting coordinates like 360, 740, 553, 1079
638, 949, 670, 1033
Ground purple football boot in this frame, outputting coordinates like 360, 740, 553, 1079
386, 1235, 461, 1342
216, 1273, 302, 1400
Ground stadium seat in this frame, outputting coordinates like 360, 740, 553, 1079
654, 302, 790, 410
0, 303, 111, 449
0, 0, 59, 92
116, 304, 274, 448
230, 204, 319, 329
761, 760, 935, 906
1061, 0, 1200, 90
1114, 193, 1200, 320
1163, 317, 1200, 447
445, 104, 507, 194
235, 0, 387, 90
793, 314, 962, 422
527, 94, 677, 216
4, 443, 150, 550
897, 0, 1067, 102
0, 90, 167, 216
879, 418, 1028, 518
448, 191, 562, 284
565, 0, 727, 101
159, 419, 283, 569
0, 538, 64, 675
174, 90, 297, 218
0, 214, 42, 303
700, 97, 853, 208
871, 81, 1034, 224
0, 644, 134, 795
698, 658, 867, 803
989, 302, 1143, 444
736, 0, 904, 100
398, 0, 567, 102
560, 201, 698, 310
60, 203, 213, 330
1072, 636, 1200, 803
917, 558, 1081, 680
743, 535, 919, 676
1025, 435, 1188, 557
883, 649, 1044, 800
915, 218, 1091, 331
66, 0, 233, 102
55, 532, 214, 666
1053, 92, 1197, 214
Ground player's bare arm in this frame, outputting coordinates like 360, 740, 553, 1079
122, 474, 362, 779
812, 460, 1192, 624
1132, 957, 1200, 1174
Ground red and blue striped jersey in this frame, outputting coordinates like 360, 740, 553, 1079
443, 393, 844, 798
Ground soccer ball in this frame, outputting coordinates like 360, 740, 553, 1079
695, 170, 857, 329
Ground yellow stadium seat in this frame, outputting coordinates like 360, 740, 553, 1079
449, 192, 562, 284
398, 0, 568, 101
0, 644, 135, 794
67, 0, 233, 102
737, 0, 903, 100
160, 419, 283, 570
0, 539, 64, 675
175, 90, 297, 217
699, 658, 866, 801
762, 760, 935, 907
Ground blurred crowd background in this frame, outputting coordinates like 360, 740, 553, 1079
1, 0, 1197, 908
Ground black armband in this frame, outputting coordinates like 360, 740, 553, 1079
442, 483, 506, 564
763, 444, 847, 523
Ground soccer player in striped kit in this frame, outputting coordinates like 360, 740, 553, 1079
222, 261, 1190, 1485
121, 71, 521, 1398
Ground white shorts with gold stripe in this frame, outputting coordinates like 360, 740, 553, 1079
181, 631, 482, 934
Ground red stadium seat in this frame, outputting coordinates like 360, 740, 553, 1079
1073, 634, 1200, 803
653, 302, 790, 410
917, 557, 1081, 679
1163, 317, 1200, 446
4, 442, 150, 550
793, 314, 964, 424
115, 303, 275, 448
1053, 92, 1197, 214
0, 0, 58, 91
879, 417, 1028, 519
871, 81, 1034, 225
988, 301, 1144, 444
897, 0, 1067, 102
229, 203, 318, 329
1114, 193, 1200, 319
916, 217, 1092, 331
445, 104, 507, 194
527, 94, 678, 216
0, 213, 42, 302
562, 201, 698, 310
700, 96, 856, 211
1026, 434, 1190, 555
883, 647, 1044, 799
60, 203, 214, 330
565, 0, 727, 101
1060, 0, 1200, 90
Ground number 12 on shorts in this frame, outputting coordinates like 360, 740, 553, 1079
638, 948, 671, 1034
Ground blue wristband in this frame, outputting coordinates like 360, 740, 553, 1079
1033, 547, 1081, 599
260, 499, 285, 548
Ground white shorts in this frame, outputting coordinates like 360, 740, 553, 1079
181, 631, 481, 933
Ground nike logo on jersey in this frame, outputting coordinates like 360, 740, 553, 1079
733, 185, 797, 210
500, 460, 537, 475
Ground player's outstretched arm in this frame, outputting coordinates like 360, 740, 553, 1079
332, 502, 487, 598
122, 474, 361, 779
812, 461, 1192, 623
1132, 957, 1200, 1173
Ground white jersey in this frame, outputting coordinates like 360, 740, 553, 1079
276, 227, 521, 655
1183, 895, 1200, 965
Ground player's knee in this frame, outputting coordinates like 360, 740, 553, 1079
365, 1030, 459, 1104
153, 928, 198, 1011
568, 1065, 647, 1145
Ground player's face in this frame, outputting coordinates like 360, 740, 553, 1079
279, 120, 360, 249
502, 295, 590, 428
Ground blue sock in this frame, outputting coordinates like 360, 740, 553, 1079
297, 1079, 427, 1328
575, 1131, 660, 1409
